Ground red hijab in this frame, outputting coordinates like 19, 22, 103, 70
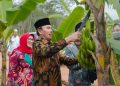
15, 32, 34, 54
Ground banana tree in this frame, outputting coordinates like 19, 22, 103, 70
85, 0, 111, 86
0, 0, 13, 85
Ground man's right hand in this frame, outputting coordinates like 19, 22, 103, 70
65, 32, 81, 44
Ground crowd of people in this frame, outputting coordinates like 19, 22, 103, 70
5, 17, 106, 86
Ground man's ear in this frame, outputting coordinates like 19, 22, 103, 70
38, 29, 43, 35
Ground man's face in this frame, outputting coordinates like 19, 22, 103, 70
113, 25, 120, 32
112, 25, 120, 40
38, 25, 52, 40
13, 31, 18, 36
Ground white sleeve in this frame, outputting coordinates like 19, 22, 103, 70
17, 36, 20, 46
7, 41, 12, 52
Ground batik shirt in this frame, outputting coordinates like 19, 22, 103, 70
7, 50, 33, 86
33, 39, 78, 86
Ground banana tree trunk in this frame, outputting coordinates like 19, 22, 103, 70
86, 0, 111, 86
1, 42, 7, 86
95, 21, 110, 86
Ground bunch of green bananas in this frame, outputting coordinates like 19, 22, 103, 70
76, 28, 96, 70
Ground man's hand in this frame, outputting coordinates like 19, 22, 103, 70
65, 32, 81, 44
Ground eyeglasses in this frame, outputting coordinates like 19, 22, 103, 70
28, 38, 34, 42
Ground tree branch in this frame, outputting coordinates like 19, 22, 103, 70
98, 5, 105, 23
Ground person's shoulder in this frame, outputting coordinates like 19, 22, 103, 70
17, 36, 20, 38
10, 49, 21, 57
33, 40, 40, 46
35, 39, 40, 43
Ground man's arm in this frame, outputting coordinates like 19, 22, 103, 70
59, 52, 79, 66
33, 32, 80, 58
33, 39, 67, 58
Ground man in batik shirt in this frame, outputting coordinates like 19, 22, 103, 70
33, 18, 81, 86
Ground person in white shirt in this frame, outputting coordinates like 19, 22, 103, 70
7, 29, 19, 56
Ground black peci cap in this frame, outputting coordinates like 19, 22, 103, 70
34, 18, 51, 29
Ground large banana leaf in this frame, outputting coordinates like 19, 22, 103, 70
6, 0, 46, 26
3, 27, 14, 41
0, 0, 12, 21
107, 0, 120, 19
0, 20, 7, 39
107, 38, 120, 56
57, 6, 84, 38
0, 20, 7, 32
60, 0, 71, 14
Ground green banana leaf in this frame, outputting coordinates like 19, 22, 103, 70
60, 0, 71, 14
57, 6, 84, 38
0, 20, 7, 32
6, 0, 46, 26
0, 20, 7, 39
3, 27, 14, 41
0, 0, 12, 22
107, 38, 120, 56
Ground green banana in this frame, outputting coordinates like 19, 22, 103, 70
76, 27, 96, 70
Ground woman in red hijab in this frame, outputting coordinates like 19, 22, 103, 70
7, 32, 35, 86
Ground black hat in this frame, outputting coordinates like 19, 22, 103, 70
34, 18, 51, 29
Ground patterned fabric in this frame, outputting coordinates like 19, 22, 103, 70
33, 39, 78, 86
7, 33, 34, 86
7, 50, 33, 86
